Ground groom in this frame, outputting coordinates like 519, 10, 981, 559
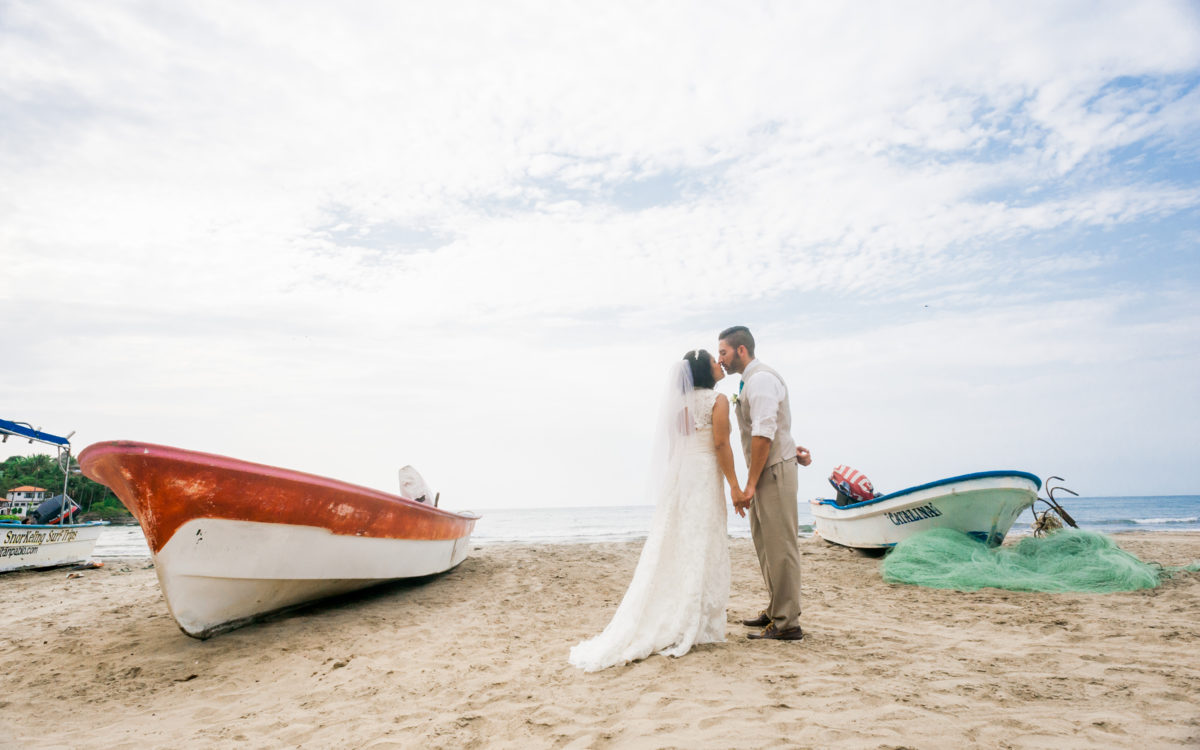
718, 325, 807, 642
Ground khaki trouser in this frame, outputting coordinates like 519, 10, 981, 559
749, 457, 801, 630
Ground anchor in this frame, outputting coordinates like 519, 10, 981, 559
1031, 475, 1079, 536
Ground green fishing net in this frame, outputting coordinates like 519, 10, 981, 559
881, 528, 1200, 593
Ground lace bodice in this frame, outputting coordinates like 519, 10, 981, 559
689, 388, 720, 431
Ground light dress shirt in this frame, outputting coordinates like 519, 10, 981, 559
741, 360, 787, 441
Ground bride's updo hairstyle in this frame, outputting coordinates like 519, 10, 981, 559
683, 349, 717, 389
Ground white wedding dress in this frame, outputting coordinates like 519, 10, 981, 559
569, 387, 730, 672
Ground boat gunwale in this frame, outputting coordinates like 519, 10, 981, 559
812, 470, 1042, 513
77, 440, 479, 521
0, 521, 111, 529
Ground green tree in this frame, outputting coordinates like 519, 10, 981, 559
1, 453, 130, 519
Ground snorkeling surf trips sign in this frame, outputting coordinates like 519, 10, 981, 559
885, 503, 944, 526
0, 525, 102, 570
2, 527, 81, 555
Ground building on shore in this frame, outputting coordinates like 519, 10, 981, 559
3, 486, 48, 517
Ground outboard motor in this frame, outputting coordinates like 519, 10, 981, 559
829, 465, 882, 507
30, 495, 81, 524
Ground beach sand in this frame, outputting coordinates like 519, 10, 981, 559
2, 533, 1198, 749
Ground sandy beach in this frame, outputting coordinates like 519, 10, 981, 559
2, 532, 1198, 749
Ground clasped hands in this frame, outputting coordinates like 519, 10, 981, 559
731, 445, 812, 518
731, 485, 752, 518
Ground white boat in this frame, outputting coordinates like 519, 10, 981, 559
78, 440, 480, 638
0, 521, 107, 572
810, 470, 1041, 551
1, 418, 107, 572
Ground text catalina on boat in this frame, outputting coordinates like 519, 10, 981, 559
78, 441, 479, 638
1, 418, 108, 572
810, 469, 1042, 551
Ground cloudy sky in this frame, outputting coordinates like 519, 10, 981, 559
3, 1, 1198, 510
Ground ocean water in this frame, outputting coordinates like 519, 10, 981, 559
91, 494, 1200, 558
1009, 495, 1200, 536
95, 525, 152, 558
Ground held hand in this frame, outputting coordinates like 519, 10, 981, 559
796, 446, 812, 467
730, 486, 746, 517
733, 489, 754, 518
732, 496, 747, 518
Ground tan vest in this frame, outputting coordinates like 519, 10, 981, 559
735, 360, 797, 468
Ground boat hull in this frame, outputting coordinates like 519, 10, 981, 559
157, 518, 471, 637
78, 441, 478, 637
0, 522, 106, 573
810, 471, 1040, 550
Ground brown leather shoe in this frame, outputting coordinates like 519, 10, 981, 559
741, 611, 770, 627
747, 623, 804, 641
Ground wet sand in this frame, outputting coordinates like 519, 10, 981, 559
1, 532, 1197, 748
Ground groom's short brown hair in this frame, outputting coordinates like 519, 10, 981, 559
719, 325, 755, 356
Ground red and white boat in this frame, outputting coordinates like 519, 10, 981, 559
78, 441, 479, 638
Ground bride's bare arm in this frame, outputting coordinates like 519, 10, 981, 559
711, 395, 743, 505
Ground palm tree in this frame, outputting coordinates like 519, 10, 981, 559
26, 454, 54, 473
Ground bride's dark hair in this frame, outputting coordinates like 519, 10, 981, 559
683, 349, 717, 389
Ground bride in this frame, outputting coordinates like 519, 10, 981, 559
569, 349, 742, 671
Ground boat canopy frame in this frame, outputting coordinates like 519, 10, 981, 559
0, 419, 72, 447
1, 418, 77, 514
